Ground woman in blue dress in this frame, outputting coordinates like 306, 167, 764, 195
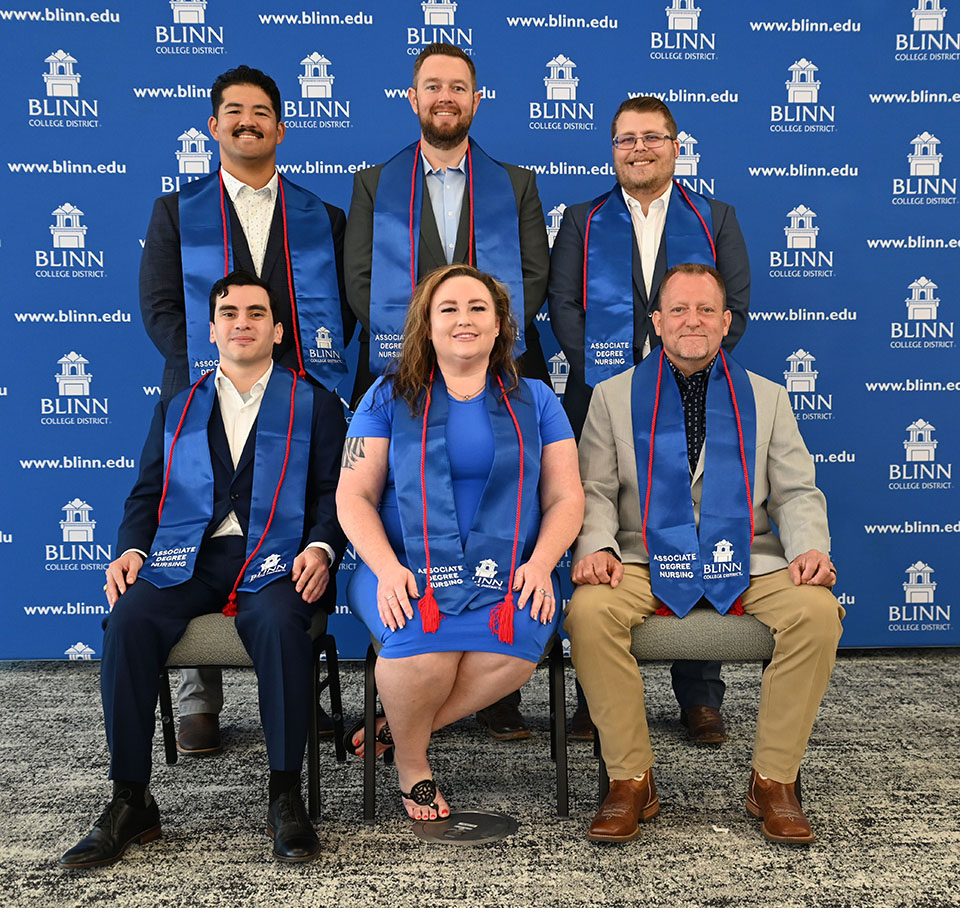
336, 264, 583, 821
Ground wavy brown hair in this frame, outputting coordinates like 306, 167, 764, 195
389, 264, 521, 416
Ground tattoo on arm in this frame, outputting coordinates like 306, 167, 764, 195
341, 437, 366, 470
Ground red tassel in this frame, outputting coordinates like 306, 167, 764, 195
419, 585, 441, 634
222, 592, 238, 617
654, 604, 675, 617
728, 596, 744, 616
489, 593, 515, 645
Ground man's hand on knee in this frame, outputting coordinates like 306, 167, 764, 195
572, 550, 624, 588
292, 547, 330, 603
788, 549, 836, 588
104, 551, 145, 608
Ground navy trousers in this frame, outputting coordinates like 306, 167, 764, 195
100, 536, 320, 783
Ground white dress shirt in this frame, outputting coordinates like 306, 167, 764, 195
622, 182, 673, 358
220, 168, 278, 277
422, 152, 466, 264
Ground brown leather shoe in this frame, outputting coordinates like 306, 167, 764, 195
176, 712, 221, 756
475, 698, 530, 741
680, 706, 727, 745
569, 702, 596, 741
587, 773, 660, 842
746, 770, 815, 844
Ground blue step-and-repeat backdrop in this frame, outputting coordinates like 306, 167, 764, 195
1, 0, 957, 660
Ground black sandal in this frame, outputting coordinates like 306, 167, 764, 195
343, 716, 394, 759
400, 779, 447, 822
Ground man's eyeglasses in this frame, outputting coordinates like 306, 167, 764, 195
612, 134, 675, 150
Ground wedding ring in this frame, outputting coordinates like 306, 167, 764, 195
543, 593, 554, 599
385, 594, 395, 601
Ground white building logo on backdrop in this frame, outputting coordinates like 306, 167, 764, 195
889, 419, 953, 490
651, 0, 717, 61
284, 53, 351, 128
895, 0, 959, 60
156, 0, 225, 54
784, 349, 833, 419
65, 642, 96, 660
41, 353, 110, 425
769, 205, 834, 279
770, 59, 836, 133
891, 277, 955, 349
46, 499, 113, 570
674, 132, 714, 196
408, 0, 473, 55
36, 204, 106, 280
28, 50, 99, 128
892, 132, 957, 204
546, 204, 566, 248
548, 352, 569, 397
530, 55, 594, 131
889, 561, 951, 632
159, 128, 211, 193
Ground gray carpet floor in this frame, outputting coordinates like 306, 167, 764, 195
1, 650, 958, 908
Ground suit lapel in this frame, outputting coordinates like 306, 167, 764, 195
208, 400, 233, 473
259, 198, 284, 284
235, 416, 258, 477
227, 197, 256, 274
418, 172, 447, 272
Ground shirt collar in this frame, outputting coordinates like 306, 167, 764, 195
421, 150, 466, 177
215, 361, 274, 402
219, 167, 278, 202
622, 180, 673, 217
667, 354, 716, 391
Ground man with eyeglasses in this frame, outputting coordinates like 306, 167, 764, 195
548, 96, 750, 746
343, 42, 552, 742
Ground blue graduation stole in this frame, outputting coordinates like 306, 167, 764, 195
178, 171, 346, 388
390, 375, 541, 620
368, 139, 526, 373
630, 350, 755, 617
583, 180, 715, 387
138, 368, 314, 599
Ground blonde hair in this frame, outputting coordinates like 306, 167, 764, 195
389, 264, 520, 415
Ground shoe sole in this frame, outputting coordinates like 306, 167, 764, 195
266, 822, 321, 863
176, 742, 222, 756
475, 717, 531, 741
746, 796, 816, 844
59, 825, 162, 869
587, 799, 661, 842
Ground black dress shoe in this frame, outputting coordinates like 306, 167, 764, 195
267, 789, 320, 862
177, 712, 221, 756
476, 697, 530, 741
60, 790, 161, 868
569, 702, 596, 741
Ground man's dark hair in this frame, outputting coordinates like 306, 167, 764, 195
610, 95, 678, 140
209, 270, 280, 322
211, 65, 282, 120
658, 263, 727, 309
412, 43, 477, 91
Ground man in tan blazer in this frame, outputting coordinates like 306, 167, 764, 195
565, 262, 843, 845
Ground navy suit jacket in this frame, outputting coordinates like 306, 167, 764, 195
547, 191, 750, 438
139, 179, 354, 400
116, 377, 347, 613
343, 157, 551, 405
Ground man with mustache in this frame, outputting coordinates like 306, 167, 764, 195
548, 96, 751, 744
344, 42, 551, 740
139, 65, 353, 757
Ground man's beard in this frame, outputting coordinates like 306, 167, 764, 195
419, 107, 472, 150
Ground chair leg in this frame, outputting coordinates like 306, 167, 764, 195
308, 655, 321, 821
363, 645, 378, 824
549, 640, 569, 818
594, 729, 609, 805
321, 634, 347, 763
158, 669, 178, 765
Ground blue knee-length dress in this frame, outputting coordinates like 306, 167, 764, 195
346, 378, 573, 661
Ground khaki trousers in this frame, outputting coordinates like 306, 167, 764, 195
565, 565, 844, 783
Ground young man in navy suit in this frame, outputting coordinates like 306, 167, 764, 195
60, 272, 346, 867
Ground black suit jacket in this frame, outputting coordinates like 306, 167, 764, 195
139, 180, 354, 400
547, 191, 750, 438
343, 157, 551, 405
117, 377, 347, 612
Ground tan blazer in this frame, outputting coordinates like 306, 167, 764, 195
573, 364, 831, 576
